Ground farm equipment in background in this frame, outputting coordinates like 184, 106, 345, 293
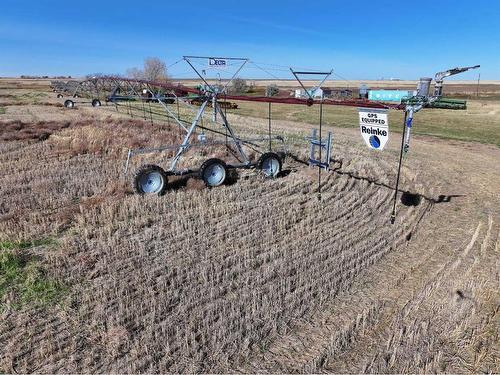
51, 80, 81, 99
50, 80, 67, 95
429, 98, 467, 110
189, 97, 238, 109
402, 97, 467, 110
53, 76, 191, 108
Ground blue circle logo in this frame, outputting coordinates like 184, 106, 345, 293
369, 135, 381, 148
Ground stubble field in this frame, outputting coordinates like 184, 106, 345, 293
0, 79, 499, 373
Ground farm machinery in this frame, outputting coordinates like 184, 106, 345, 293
56, 56, 388, 195
55, 57, 479, 222
125, 56, 288, 193
189, 97, 238, 109
55, 57, 292, 192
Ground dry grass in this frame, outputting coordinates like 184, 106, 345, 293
0, 114, 425, 372
0, 79, 498, 373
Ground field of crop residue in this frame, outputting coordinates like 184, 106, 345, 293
0, 79, 499, 373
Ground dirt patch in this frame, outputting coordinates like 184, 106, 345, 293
0, 120, 73, 142
0, 101, 63, 108
0, 118, 181, 146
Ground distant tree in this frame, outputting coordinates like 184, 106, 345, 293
126, 67, 144, 80
266, 84, 279, 97
126, 57, 168, 82
231, 78, 248, 94
143, 57, 168, 82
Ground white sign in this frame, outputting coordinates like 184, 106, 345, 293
358, 108, 389, 150
208, 58, 227, 69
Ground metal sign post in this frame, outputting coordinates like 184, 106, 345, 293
390, 110, 408, 224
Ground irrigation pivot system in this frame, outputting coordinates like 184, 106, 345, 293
54, 57, 390, 194
52, 58, 479, 222
126, 56, 290, 192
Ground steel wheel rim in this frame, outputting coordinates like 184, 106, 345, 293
138, 171, 164, 194
262, 157, 280, 177
204, 163, 225, 186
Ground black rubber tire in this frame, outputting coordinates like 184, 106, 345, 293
57, 93, 63, 98
199, 158, 227, 187
64, 99, 75, 108
92, 99, 101, 107
133, 164, 168, 195
257, 152, 282, 178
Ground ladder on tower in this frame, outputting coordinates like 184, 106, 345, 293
307, 128, 333, 170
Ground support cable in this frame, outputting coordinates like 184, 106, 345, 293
166, 58, 184, 70
249, 61, 282, 80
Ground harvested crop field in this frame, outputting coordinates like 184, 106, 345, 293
0, 80, 499, 373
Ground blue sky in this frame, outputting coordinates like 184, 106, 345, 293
0, 0, 498, 80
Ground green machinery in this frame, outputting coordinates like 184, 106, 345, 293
402, 96, 467, 110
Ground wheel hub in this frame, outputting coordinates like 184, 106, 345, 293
204, 164, 225, 186
139, 171, 164, 193
262, 157, 280, 177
